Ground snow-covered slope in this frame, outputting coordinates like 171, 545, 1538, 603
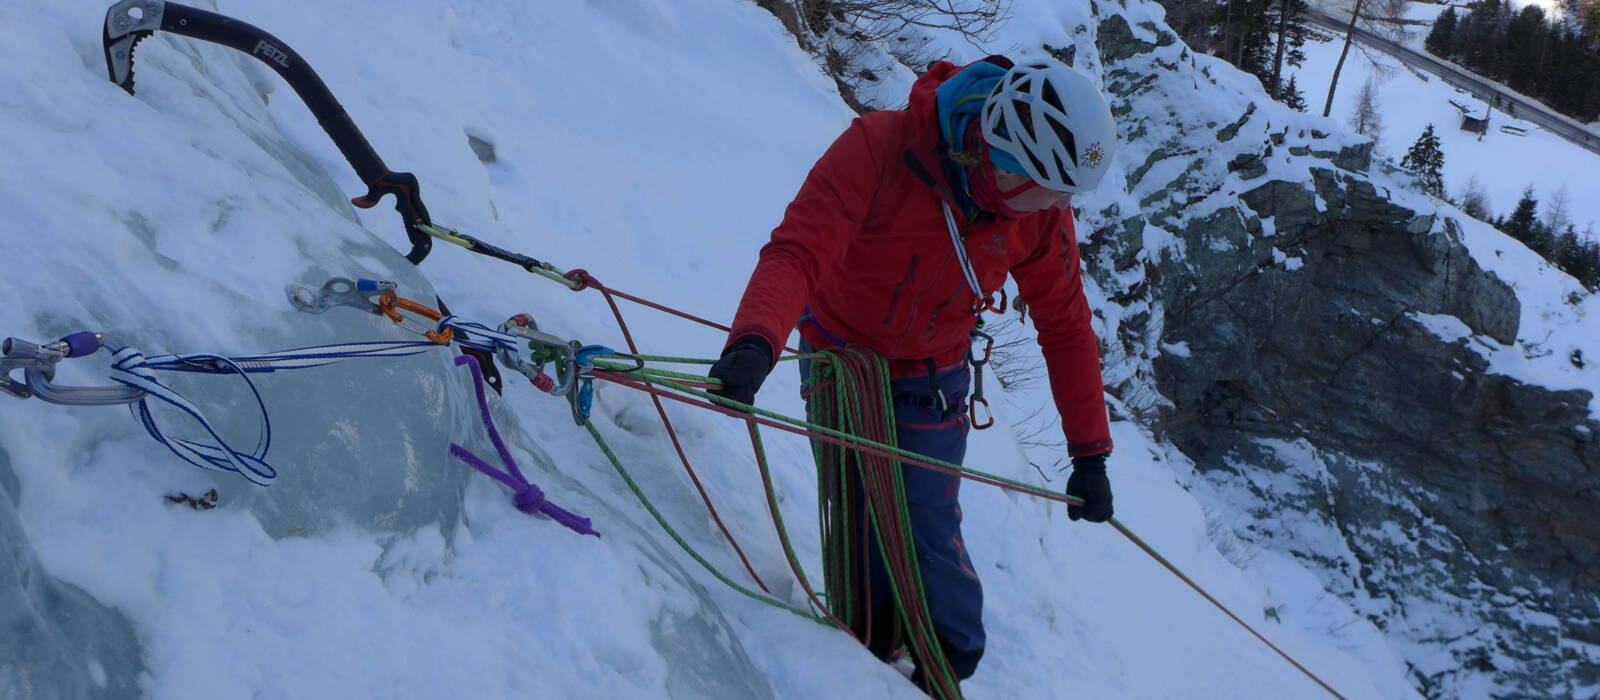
1297, 0, 1600, 235
7, 0, 1586, 698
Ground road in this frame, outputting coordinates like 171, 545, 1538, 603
1305, 6, 1600, 156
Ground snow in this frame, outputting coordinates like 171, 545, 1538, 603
1281, 4, 1600, 418
1286, 9, 1600, 237
1399, 211, 1600, 418
4, 0, 1582, 698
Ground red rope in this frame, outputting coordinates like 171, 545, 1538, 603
558, 277, 1343, 699
592, 370, 1073, 505
595, 370, 1346, 698
573, 272, 771, 595
832, 349, 960, 699
565, 269, 800, 354
1109, 521, 1347, 699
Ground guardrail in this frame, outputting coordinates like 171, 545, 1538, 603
1304, 7, 1600, 156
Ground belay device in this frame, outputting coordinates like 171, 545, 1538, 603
102, 0, 505, 391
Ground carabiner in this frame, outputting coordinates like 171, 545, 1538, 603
968, 395, 995, 430
980, 288, 1008, 315
376, 292, 454, 345
968, 356, 994, 431
2, 333, 147, 405
968, 329, 994, 367
499, 314, 580, 397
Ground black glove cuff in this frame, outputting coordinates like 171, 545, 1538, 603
725, 334, 774, 365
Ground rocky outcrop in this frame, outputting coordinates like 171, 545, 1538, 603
1149, 170, 1600, 694
1091, 8, 1600, 696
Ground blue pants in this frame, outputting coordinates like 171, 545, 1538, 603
800, 348, 986, 679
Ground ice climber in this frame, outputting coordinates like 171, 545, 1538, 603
708, 55, 1121, 685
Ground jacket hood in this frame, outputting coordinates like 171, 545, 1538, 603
907, 56, 1015, 147
908, 61, 963, 129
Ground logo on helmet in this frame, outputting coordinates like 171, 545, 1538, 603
1083, 142, 1106, 168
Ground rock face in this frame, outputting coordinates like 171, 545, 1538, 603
1090, 8, 1599, 697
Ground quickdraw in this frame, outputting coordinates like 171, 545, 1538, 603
967, 328, 995, 430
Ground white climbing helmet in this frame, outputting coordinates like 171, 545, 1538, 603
980, 60, 1119, 193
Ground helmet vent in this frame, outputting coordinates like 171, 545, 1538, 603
1041, 80, 1062, 110
1044, 113, 1078, 166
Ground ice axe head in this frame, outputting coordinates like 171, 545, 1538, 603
103, 0, 166, 94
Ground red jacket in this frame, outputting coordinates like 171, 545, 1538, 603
727, 62, 1112, 457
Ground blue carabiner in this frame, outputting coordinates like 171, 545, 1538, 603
569, 346, 616, 421
574, 345, 617, 369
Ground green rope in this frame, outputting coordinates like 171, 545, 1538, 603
810, 348, 962, 698
414, 221, 1343, 698
597, 353, 819, 366
582, 421, 828, 623
599, 364, 1069, 506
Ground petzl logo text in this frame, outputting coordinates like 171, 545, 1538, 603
254, 40, 290, 69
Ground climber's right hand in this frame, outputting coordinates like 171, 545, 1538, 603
708, 335, 774, 408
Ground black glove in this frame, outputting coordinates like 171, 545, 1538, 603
1065, 455, 1113, 523
708, 335, 774, 407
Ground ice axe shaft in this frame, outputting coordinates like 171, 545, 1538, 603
103, 0, 433, 263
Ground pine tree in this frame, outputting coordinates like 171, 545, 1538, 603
1400, 124, 1446, 197
1504, 5, 1549, 95
1268, 0, 1311, 97
1280, 74, 1309, 111
1556, 225, 1600, 291
1504, 185, 1549, 255
1584, 238, 1600, 291
1554, 227, 1586, 283
1426, 6, 1460, 58
1458, 0, 1508, 78
1212, 0, 1276, 77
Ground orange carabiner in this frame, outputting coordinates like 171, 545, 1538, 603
983, 288, 1008, 315
968, 395, 994, 430
378, 292, 455, 345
